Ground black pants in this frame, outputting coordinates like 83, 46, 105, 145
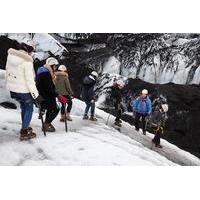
115, 103, 122, 122
152, 132, 161, 146
135, 112, 147, 131
41, 98, 59, 124
61, 95, 73, 114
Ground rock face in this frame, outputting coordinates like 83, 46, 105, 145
1, 33, 200, 157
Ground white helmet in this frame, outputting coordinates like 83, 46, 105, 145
116, 80, 125, 87
161, 104, 168, 113
46, 57, 59, 66
142, 89, 148, 95
91, 71, 98, 78
58, 65, 67, 72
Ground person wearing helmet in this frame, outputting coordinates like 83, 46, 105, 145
6, 41, 43, 141
133, 89, 152, 135
150, 103, 168, 148
81, 71, 98, 121
111, 79, 125, 127
36, 57, 67, 132
55, 65, 74, 122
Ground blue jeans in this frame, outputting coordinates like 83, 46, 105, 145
10, 92, 33, 129
84, 101, 95, 116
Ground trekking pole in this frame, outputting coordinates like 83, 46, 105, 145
64, 104, 68, 132
106, 113, 111, 125
38, 104, 46, 137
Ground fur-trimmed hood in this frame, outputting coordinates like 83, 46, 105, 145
8, 48, 33, 62
55, 71, 68, 77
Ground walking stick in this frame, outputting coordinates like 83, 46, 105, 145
64, 104, 68, 132
106, 113, 111, 125
38, 104, 46, 136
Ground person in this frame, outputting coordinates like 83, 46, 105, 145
5, 42, 43, 141
151, 104, 168, 148
82, 71, 98, 121
55, 65, 74, 122
36, 57, 67, 132
111, 80, 125, 127
133, 89, 152, 135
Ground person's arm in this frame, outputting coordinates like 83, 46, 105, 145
24, 61, 39, 99
64, 78, 74, 96
133, 98, 139, 112
147, 99, 152, 114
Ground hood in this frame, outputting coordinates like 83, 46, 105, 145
83, 75, 96, 85
37, 66, 49, 76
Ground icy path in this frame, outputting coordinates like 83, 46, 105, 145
0, 104, 177, 166
96, 108, 200, 166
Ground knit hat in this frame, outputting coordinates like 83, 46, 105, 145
58, 65, 67, 71
46, 57, 59, 66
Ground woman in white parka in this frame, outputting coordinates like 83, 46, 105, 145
6, 42, 43, 141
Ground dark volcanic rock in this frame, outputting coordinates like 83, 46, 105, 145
121, 78, 200, 158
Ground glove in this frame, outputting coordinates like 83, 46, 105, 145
34, 95, 44, 106
58, 95, 68, 104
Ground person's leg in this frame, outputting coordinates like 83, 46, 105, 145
135, 112, 140, 131
22, 95, 33, 129
142, 114, 147, 134
60, 102, 65, 115
90, 102, 95, 116
84, 101, 91, 116
45, 102, 59, 124
66, 96, 72, 113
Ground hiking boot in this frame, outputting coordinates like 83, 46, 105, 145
143, 131, 146, 135
89, 115, 97, 121
83, 115, 89, 120
20, 128, 36, 141
66, 113, 72, 121
42, 123, 56, 132
155, 144, 163, 148
114, 121, 122, 127
60, 115, 66, 122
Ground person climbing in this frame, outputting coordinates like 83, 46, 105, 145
81, 71, 98, 121
111, 80, 125, 127
55, 65, 74, 122
151, 104, 168, 148
133, 89, 152, 135
36, 57, 67, 132
6, 42, 43, 141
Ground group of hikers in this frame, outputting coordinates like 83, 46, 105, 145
5, 41, 167, 148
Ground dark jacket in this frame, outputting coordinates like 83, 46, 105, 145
81, 75, 96, 102
111, 85, 122, 106
36, 66, 58, 100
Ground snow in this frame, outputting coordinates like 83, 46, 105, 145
103, 56, 121, 74
0, 33, 67, 60
0, 69, 200, 166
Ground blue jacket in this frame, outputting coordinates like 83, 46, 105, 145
133, 96, 152, 114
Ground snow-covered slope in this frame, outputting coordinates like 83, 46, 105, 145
0, 70, 200, 166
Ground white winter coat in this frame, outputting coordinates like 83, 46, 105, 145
5, 48, 39, 99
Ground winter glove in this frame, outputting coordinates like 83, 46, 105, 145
57, 95, 68, 104
34, 95, 44, 107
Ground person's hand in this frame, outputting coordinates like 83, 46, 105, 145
58, 95, 68, 104
34, 95, 44, 106
91, 99, 95, 103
